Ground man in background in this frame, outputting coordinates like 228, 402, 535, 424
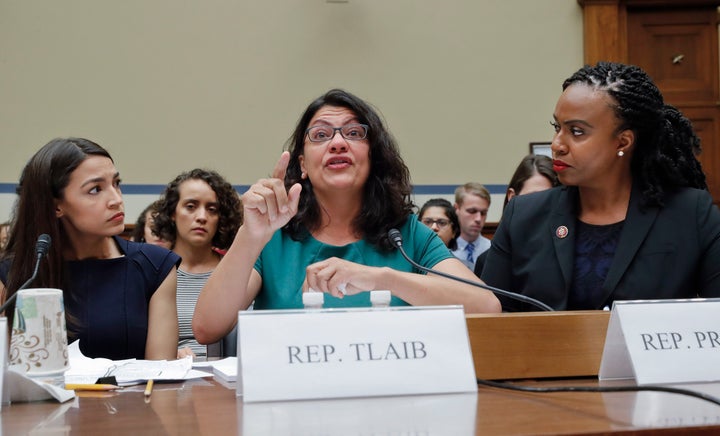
452, 183, 491, 269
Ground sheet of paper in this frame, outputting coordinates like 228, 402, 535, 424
64, 341, 210, 386
192, 357, 235, 370
212, 357, 237, 382
5, 366, 76, 403
192, 357, 237, 381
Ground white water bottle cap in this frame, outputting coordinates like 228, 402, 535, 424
370, 290, 392, 307
302, 291, 324, 308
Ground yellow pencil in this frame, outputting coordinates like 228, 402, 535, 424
144, 379, 154, 398
65, 383, 120, 391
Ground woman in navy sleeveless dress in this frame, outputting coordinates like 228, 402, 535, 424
0, 138, 179, 360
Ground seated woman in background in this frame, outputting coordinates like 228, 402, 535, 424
502, 154, 558, 209
474, 154, 558, 276
0, 222, 9, 252
0, 138, 179, 360
418, 198, 459, 250
193, 89, 500, 344
131, 200, 171, 248
154, 168, 242, 358
481, 62, 720, 311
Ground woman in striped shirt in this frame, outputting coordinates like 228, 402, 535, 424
154, 169, 242, 358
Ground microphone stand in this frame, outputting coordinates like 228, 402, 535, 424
0, 234, 52, 314
388, 229, 554, 312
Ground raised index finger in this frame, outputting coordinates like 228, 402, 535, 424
271, 151, 291, 180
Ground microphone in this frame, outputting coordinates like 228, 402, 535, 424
0, 234, 52, 313
387, 228, 553, 312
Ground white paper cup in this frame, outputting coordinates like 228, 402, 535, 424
9, 288, 69, 386
0, 317, 7, 408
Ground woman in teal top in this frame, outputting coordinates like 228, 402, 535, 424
254, 216, 450, 309
193, 89, 501, 344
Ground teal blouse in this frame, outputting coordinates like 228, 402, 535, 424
253, 215, 452, 309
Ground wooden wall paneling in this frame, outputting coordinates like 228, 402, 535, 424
580, 1, 628, 64
683, 106, 720, 200
580, 0, 720, 205
627, 8, 719, 103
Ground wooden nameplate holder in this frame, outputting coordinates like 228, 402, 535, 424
466, 311, 610, 380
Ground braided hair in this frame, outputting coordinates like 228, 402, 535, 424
563, 62, 706, 207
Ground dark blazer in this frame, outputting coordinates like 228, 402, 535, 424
481, 185, 720, 311
473, 249, 487, 278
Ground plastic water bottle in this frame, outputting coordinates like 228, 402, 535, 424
370, 290, 391, 308
302, 291, 324, 309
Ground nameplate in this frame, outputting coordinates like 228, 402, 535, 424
604, 382, 720, 428
235, 306, 477, 402
599, 298, 720, 385
243, 392, 478, 434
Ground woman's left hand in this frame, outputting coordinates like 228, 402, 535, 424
302, 257, 384, 298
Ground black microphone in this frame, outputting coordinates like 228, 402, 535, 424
387, 228, 553, 312
0, 234, 52, 313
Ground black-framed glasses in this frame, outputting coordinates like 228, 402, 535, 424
421, 218, 450, 228
305, 124, 369, 143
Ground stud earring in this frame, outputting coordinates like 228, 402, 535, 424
301, 172, 307, 179
617, 150, 624, 157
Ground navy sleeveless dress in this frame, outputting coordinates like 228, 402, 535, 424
1, 236, 180, 360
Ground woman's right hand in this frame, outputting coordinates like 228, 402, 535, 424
240, 151, 302, 241
177, 346, 196, 360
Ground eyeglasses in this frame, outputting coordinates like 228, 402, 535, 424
306, 124, 369, 143
421, 218, 450, 228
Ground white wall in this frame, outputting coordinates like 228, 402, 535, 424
0, 0, 584, 223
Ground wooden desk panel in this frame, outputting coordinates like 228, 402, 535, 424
4, 379, 720, 435
467, 311, 611, 380
3, 381, 240, 435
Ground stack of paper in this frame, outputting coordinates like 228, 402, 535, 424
64, 341, 210, 386
211, 357, 237, 382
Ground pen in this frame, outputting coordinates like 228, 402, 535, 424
65, 383, 120, 391
144, 379, 154, 398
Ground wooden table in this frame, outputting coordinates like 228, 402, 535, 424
4, 377, 720, 435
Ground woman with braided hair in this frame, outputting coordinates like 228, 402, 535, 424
481, 61, 720, 311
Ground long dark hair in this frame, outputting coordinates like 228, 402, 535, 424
504, 154, 559, 209
131, 200, 162, 243
284, 89, 414, 250
154, 169, 243, 250
563, 62, 706, 207
1, 138, 112, 324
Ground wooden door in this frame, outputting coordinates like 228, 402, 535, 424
579, 0, 720, 203
627, 6, 720, 200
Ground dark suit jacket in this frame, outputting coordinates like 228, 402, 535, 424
473, 249, 487, 278
481, 185, 720, 311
